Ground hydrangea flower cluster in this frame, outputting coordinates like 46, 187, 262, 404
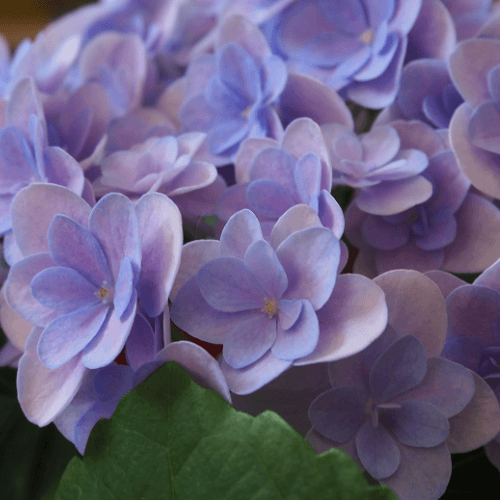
3, 2, 500, 499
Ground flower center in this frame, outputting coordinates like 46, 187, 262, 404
95, 281, 113, 304
360, 28, 375, 44
241, 106, 252, 118
406, 210, 419, 224
262, 299, 278, 318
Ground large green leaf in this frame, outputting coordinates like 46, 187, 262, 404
53, 361, 396, 500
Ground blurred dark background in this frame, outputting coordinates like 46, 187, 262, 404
0, 0, 96, 47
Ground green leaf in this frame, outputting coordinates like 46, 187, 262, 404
53, 362, 397, 500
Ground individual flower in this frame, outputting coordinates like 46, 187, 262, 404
307, 269, 500, 500
176, 15, 287, 159
1, 183, 182, 425
215, 118, 344, 240
261, 0, 422, 108
375, 58, 463, 129
448, 15, 500, 199
345, 120, 500, 275
0, 77, 84, 238
93, 131, 217, 205
170, 207, 387, 395
323, 122, 429, 190
47, 31, 148, 163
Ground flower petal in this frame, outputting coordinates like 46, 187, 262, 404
37, 303, 109, 369
308, 386, 367, 443
219, 208, 263, 259
355, 421, 401, 480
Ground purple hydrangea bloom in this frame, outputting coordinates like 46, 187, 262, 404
93, 131, 217, 204
308, 269, 500, 500
170, 207, 388, 394
323, 123, 429, 190
0, 77, 84, 236
2, 183, 182, 425
177, 15, 287, 159
261, 0, 422, 108
345, 120, 500, 275
376, 58, 463, 129
215, 118, 344, 239
448, 18, 500, 199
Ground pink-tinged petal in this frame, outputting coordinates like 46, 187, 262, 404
355, 175, 433, 215
231, 362, 331, 437
281, 117, 332, 189
197, 257, 265, 312
219, 348, 292, 395
48, 215, 112, 287
277, 227, 339, 310
305, 429, 363, 470
396, 358, 475, 418
244, 239, 288, 299
270, 204, 322, 250
355, 421, 401, 480
318, 190, 345, 239
485, 440, 500, 472
215, 183, 251, 222
0, 285, 33, 351
89, 193, 141, 283
7, 77, 45, 139
164, 160, 217, 197
280, 72, 354, 129
375, 243, 444, 274
273, 300, 319, 360
219, 209, 263, 259
390, 119, 447, 158
3, 230, 24, 266
445, 285, 500, 345
424, 270, 467, 300
373, 270, 447, 357
170, 240, 219, 301
294, 274, 387, 366
234, 137, 279, 183
449, 38, 500, 108
44, 147, 85, 195
17, 326, 88, 426
380, 440, 451, 500
223, 312, 277, 369
216, 14, 270, 63
171, 276, 256, 344
361, 126, 400, 166
450, 103, 500, 199
4, 253, 59, 327
442, 193, 500, 273
161, 340, 232, 403
468, 101, 500, 154
38, 303, 109, 369
135, 192, 182, 317
446, 372, 500, 453
82, 298, 137, 369
125, 312, 155, 371
11, 184, 91, 257
474, 256, 500, 294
